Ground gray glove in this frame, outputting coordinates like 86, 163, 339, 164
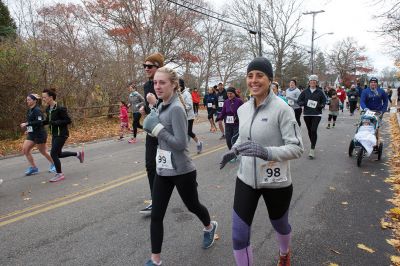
143, 109, 164, 137
235, 141, 269, 160
219, 149, 238, 169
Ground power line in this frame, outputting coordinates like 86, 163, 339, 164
165, 0, 257, 33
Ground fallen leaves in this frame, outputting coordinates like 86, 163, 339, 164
357, 243, 375, 253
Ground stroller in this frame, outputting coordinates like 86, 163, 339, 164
348, 110, 383, 167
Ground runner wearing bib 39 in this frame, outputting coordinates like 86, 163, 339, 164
297, 74, 326, 159
143, 67, 217, 266
219, 57, 303, 266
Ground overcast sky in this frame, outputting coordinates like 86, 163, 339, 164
207, 0, 396, 74
6, 0, 396, 75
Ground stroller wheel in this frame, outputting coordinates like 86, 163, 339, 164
348, 140, 355, 157
357, 148, 364, 167
377, 143, 383, 160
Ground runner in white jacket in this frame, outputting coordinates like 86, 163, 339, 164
220, 57, 304, 266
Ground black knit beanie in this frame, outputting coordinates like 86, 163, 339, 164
247, 57, 273, 80
227, 87, 236, 94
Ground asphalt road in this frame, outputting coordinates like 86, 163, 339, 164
0, 109, 395, 266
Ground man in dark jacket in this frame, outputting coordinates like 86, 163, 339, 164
298, 74, 326, 159
216, 82, 228, 140
138, 52, 164, 215
347, 84, 359, 115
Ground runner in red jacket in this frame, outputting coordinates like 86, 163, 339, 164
336, 86, 347, 112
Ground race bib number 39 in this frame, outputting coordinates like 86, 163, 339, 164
226, 116, 234, 124
307, 100, 318, 108
156, 148, 174, 169
218, 102, 224, 108
259, 161, 288, 185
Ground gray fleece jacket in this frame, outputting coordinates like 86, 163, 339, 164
232, 91, 304, 189
154, 93, 195, 176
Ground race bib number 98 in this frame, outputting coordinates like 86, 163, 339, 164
307, 100, 318, 108
156, 148, 174, 170
259, 161, 288, 186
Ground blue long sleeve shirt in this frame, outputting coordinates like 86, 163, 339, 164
360, 87, 388, 112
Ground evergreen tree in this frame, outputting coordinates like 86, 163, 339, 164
0, 0, 17, 40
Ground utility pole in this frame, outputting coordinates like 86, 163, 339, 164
258, 4, 262, 56
303, 10, 325, 74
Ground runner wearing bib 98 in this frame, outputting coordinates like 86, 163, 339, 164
219, 57, 303, 266
143, 67, 217, 266
216, 87, 243, 150
297, 74, 326, 159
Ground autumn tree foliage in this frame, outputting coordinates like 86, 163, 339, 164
328, 38, 373, 87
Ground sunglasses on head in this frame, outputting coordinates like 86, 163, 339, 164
143, 64, 157, 69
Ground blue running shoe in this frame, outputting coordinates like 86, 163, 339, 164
49, 164, 56, 173
203, 220, 218, 249
145, 259, 162, 266
25, 166, 39, 176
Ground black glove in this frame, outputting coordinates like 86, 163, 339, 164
219, 149, 238, 169
235, 141, 269, 160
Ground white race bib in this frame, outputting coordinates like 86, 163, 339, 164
365, 110, 375, 117
218, 101, 224, 108
350, 96, 355, 99
38, 116, 42, 121
307, 100, 318, 108
226, 116, 234, 124
259, 161, 288, 186
337, 92, 342, 96
288, 99, 294, 106
26, 126, 33, 133
156, 148, 174, 169
207, 103, 212, 108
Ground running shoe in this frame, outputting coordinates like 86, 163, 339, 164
49, 173, 65, 182
77, 148, 84, 163
202, 220, 218, 249
0, 179, 3, 186
277, 250, 291, 266
49, 164, 56, 173
308, 149, 315, 159
128, 138, 137, 144
144, 259, 162, 266
25, 166, 39, 176
219, 135, 225, 140
140, 203, 152, 215
197, 141, 203, 154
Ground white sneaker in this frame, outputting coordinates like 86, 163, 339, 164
308, 149, 315, 159
0, 179, 3, 186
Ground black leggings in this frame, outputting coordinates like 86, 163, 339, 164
303, 116, 321, 149
132, 112, 143, 138
193, 103, 199, 115
349, 101, 357, 114
328, 114, 337, 122
225, 124, 239, 150
145, 134, 158, 197
294, 108, 302, 127
188, 119, 196, 139
150, 170, 211, 253
51, 136, 77, 173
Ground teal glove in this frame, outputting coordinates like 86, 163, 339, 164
143, 109, 164, 137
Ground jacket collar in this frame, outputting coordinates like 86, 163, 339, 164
250, 89, 274, 110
